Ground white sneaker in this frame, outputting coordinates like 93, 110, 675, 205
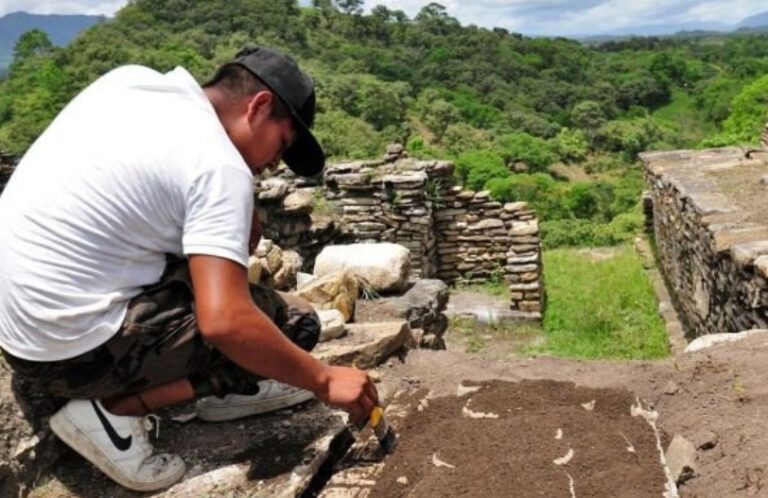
50, 399, 185, 491
196, 380, 315, 422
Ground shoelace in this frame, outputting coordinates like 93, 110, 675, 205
143, 413, 161, 440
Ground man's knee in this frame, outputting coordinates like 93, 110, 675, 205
278, 292, 321, 352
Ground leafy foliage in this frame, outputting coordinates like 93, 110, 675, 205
3, 1, 768, 250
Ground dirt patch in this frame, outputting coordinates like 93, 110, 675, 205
354, 299, 402, 323
370, 380, 667, 498
708, 162, 768, 225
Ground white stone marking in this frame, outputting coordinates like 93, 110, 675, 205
566, 472, 576, 498
555, 428, 563, 440
553, 448, 574, 466
462, 406, 500, 419
432, 453, 456, 469
396, 476, 408, 485
621, 433, 636, 453
171, 411, 197, 423
630, 398, 679, 498
581, 400, 596, 411
457, 384, 482, 396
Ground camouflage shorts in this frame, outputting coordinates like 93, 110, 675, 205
3, 256, 320, 406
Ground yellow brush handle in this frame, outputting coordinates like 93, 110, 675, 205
370, 406, 384, 428
351, 362, 383, 428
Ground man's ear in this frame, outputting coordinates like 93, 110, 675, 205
245, 91, 274, 123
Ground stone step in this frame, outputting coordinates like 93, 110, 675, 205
313, 321, 412, 369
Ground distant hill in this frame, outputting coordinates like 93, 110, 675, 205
0, 11, 104, 76
577, 10, 768, 42
738, 10, 768, 29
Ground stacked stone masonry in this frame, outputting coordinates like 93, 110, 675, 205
0, 152, 18, 195
642, 146, 768, 337
318, 145, 543, 318
762, 115, 768, 148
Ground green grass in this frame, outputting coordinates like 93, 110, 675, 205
651, 89, 717, 146
452, 275, 510, 299
449, 315, 544, 354
526, 246, 669, 360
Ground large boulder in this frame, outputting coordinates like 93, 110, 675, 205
313, 243, 410, 293
313, 321, 411, 369
384, 279, 450, 349
292, 271, 360, 322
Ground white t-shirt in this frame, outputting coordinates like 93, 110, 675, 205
0, 66, 253, 361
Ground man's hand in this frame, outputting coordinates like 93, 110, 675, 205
316, 365, 379, 425
188, 254, 380, 425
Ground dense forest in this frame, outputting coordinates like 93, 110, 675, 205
2, 0, 768, 247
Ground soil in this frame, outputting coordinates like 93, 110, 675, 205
709, 162, 768, 225
370, 379, 666, 498
9, 291, 768, 497
367, 331, 768, 498
354, 299, 402, 323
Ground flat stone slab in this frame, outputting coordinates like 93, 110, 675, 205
31, 402, 350, 497
685, 329, 768, 353
313, 321, 411, 369
446, 290, 540, 324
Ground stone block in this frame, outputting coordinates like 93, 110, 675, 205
509, 220, 539, 236
731, 240, 768, 268
468, 219, 504, 231
313, 321, 411, 369
665, 435, 697, 485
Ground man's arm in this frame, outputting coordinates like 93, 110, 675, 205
188, 254, 378, 423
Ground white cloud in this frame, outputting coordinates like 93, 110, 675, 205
2, 0, 767, 35
362, 0, 768, 35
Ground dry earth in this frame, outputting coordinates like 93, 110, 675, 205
11, 303, 768, 497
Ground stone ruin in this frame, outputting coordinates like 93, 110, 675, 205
641, 146, 768, 337
257, 145, 544, 320
0, 152, 17, 193
0, 146, 542, 493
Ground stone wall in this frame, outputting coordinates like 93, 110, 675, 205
642, 146, 768, 337
762, 117, 768, 148
319, 146, 543, 318
0, 152, 18, 194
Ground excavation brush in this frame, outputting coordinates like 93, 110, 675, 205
368, 406, 396, 454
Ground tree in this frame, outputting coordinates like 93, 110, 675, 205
334, 0, 363, 15
12, 29, 54, 64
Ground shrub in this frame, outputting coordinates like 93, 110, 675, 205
455, 149, 508, 190
494, 132, 559, 171
551, 127, 589, 163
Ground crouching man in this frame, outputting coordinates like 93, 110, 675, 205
0, 46, 378, 491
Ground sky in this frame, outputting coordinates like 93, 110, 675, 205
1, 0, 767, 36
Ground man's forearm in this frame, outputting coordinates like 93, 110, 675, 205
204, 304, 329, 395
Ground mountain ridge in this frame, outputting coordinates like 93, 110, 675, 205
0, 11, 104, 76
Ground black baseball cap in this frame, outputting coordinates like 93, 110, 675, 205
226, 46, 324, 177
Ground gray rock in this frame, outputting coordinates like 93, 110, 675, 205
282, 189, 315, 214
317, 309, 346, 342
258, 178, 289, 201
665, 435, 698, 485
313, 321, 411, 369
663, 380, 679, 395
388, 279, 449, 328
691, 429, 718, 450
386, 143, 404, 155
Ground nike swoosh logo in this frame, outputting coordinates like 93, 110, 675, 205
91, 401, 132, 451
